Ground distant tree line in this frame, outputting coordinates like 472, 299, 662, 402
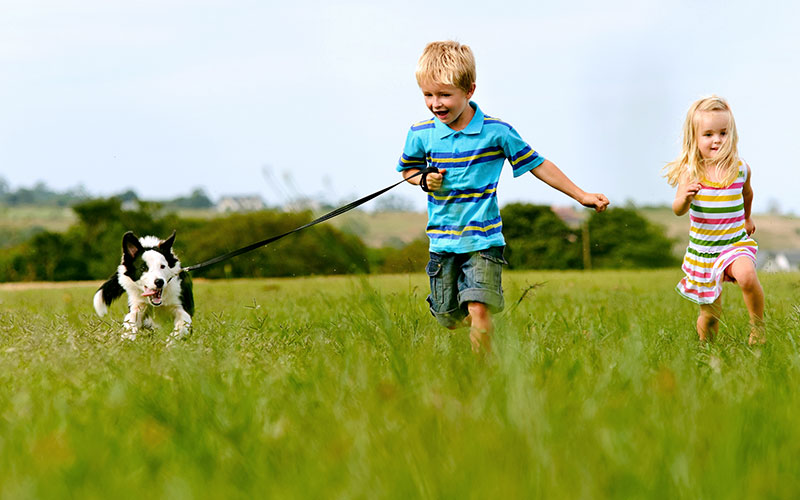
0, 177, 214, 209
0, 198, 367, 282
0, 179, 91, 207
370, 203, 680, 274
0, 197, 679, 282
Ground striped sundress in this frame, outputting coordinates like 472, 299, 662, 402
676, 160, 758, 305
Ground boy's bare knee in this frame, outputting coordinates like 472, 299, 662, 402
467, 301, 489, 317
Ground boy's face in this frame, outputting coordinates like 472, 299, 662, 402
420, 81, 476, 131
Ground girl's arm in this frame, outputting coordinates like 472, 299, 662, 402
672, 176, 702, 216
742, 164, 756, 235
530, 159, 609, 212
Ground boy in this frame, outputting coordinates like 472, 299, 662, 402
397, 41, 609, 354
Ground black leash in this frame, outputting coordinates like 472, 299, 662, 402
183, 167, 439, 273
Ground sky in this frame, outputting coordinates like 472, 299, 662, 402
2, 0, 799, 214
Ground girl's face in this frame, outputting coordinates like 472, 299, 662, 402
695, 110, 730, 159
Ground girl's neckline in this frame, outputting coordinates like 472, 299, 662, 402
700, 178, 731, 188
699, 159, 743, 188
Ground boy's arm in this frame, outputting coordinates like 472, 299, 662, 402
402, 168, 445, 191
398, 128, 445, 191
530, 159, 609, 212
402, 168, 421, 184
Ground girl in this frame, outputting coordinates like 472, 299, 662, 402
664, 95, 765, 345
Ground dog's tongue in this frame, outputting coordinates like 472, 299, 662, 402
142, 288, 158, 297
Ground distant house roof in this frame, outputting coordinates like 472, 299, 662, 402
215, 195, 265, 213
550, 205, 586, 227
757, 250, 800, 272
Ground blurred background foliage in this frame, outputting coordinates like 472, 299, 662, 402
0, 195, 678, 281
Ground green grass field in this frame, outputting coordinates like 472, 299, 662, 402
1, 270, 799, 499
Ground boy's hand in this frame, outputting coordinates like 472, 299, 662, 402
424, 168, 446, 191
581, 193, 610, 212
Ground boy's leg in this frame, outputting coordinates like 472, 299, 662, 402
459, 247, 506, 354
727, 256, 765, 344
426, 252, 470, 329
697, 297, 722, 342
466, 301, 492, 353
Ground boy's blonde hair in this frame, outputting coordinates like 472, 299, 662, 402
415, 41, 476, 93
664, 95, 740, 187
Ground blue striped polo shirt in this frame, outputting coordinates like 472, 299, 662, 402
397, 102, 545, 253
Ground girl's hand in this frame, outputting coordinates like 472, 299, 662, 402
745, 217, 756, 236
580, 193, 610, 212
673, 181, 702, 216
679, 182, 702, 201
425, 169, 446, 191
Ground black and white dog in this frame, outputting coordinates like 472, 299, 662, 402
93, 231, 194, 342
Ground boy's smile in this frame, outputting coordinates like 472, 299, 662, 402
420, 81, 476, 131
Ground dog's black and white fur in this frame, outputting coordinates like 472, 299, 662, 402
93, 231, 194, 341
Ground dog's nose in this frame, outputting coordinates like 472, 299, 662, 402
154, 279, 164, 288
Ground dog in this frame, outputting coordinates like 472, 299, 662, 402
93, 230, 194, 342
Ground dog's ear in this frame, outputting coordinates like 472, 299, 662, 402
122, 231, 143, 259
160, 230, 177, 252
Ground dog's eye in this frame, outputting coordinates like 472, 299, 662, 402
161, 265, 166, 269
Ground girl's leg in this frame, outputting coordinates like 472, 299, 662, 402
727, 257, 766, 344
466, 301, 492, 354
697, 297, 722, 342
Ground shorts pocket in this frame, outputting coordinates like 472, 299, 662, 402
426, 254, 445, 306
426, 258, 443, 278
475, 247, 506, 285
479, 249, 508, 266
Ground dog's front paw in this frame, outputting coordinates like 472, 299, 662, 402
121, 330, 138, 341
166, 320, 192, 346
122, 320, 140, 340
123, 309, 146, 340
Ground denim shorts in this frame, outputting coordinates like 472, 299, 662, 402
425, 246, 507, 328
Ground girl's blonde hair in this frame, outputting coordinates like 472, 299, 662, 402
664, 95, 739, 187
415, 41, 476, 93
